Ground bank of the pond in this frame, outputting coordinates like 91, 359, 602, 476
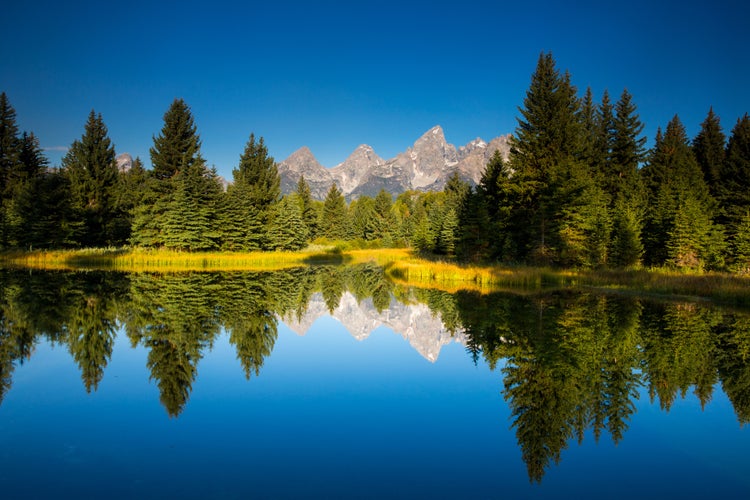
2, 247, 749, 307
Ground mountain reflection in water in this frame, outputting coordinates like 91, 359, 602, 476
1, 265, 749, 487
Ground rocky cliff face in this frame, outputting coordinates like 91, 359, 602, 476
277, 125, 511, 200
280, 292, 466, 363
277, 146, 332, 200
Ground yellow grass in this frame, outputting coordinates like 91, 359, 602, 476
2, 246, 749, 306
0, 247, 350, 272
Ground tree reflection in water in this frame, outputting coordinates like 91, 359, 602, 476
0, 267, 749, 480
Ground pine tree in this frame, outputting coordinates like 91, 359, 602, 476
295, 175, 318, 240
162, 163, 222, 251
0, 92, 20, 199
642, 115, 718, 267
594, 89, 615, 180
611, 89, 647, 197
319, 183, 347, 239
507, 52, 606, 265
692, 108, 725, 196
265, 196, 308, 251
61, 110, 120, 247
718, 114, 750, 234
730, 212, 750, 274
371, 189, 395, 243
113, 156, 147, 243
349, 196, 376, 240
133, 99, 207, 248
150, 98, 202, 182
609, 196, 643, 267
6, 133, 49, 247
221, 134, 278, 250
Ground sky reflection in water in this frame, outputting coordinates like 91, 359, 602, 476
0, 268, 749, 498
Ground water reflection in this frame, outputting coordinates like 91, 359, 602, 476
1, 267, 749, 482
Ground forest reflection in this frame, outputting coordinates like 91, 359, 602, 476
1, 267, 749, 482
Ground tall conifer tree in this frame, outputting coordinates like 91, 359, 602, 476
642, 115, 719, 268
132, 99, 207, 247
693, 108, 725, 197
718, 114, 750, 234
61, 110, 120, 247
319, 183, 347, 240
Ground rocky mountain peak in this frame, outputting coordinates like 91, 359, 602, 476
116, 153, 133, 173
285, 146, 322, 168
278, 126, 512, 200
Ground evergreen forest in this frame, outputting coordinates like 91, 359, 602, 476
2, 52, 750, 272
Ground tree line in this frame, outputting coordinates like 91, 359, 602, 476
1, 52, 749, 270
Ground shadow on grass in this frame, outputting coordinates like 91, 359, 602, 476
302, 248, 353, 266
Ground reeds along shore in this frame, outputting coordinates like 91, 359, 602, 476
1, 247, 749, 307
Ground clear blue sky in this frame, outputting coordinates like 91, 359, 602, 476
2, 0, 748, 179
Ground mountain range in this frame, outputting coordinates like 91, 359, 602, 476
280, 291, 466, 363
278, 125, 511, 200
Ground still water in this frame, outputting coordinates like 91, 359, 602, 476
0, 266, 749, 498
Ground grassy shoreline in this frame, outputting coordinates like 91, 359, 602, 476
2, 247, 749, 306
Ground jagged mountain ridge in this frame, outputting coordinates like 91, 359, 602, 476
278, 125, 511, 200
280, 291, 466, 363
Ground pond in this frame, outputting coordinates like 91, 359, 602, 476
0, 265, 749, 498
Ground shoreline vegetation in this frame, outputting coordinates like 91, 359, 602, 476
2, 246, 749, 307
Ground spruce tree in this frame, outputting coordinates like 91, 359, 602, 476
371, 189, 395, 243
611, 89, 647, 197
6, 133, 49, 247
0, 92, 20, 198
692, 108, 725, 196
295, 175, 318, 240
641, 115, 718, 267
594, 89, 615, 180
150, 99, 202, 182
319, 183, 347, 240
730, 212, 750, 274
229, 133, 280, 250
507, 52, 607, 266
161, 162, 222, 251
133, 99, 206, 248
718, 114, 750, 234
61, 110, 120, 247
265, 196, 308, 250
222, 134, 278, 250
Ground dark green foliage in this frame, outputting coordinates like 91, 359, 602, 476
112, 157, 147, 243
224, 133, 281, 250
729, 212, 750, 273
457, 188, 491, 261
0, 92, 20, 199
693, 108, 725, 196
718, 114, 750, 234
150, 98, 202, 182
295, 175, 318, 240
642, 116, 719, 268
319, 183, 347, 239
611, 89, 647, 197
162, 164, 222, 251
594, 89, 615, 179
265, 196, 308, 251
348, 196, 376, 240
62, 110, 121, 247
505, 52, 611, 266
133, 99, 215, 249
371, 189, 396, 243
221, 134, 280, 251
609, 196, 643, 267
234, 134, 280, 211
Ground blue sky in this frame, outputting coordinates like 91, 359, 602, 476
2, 0, 748, 179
